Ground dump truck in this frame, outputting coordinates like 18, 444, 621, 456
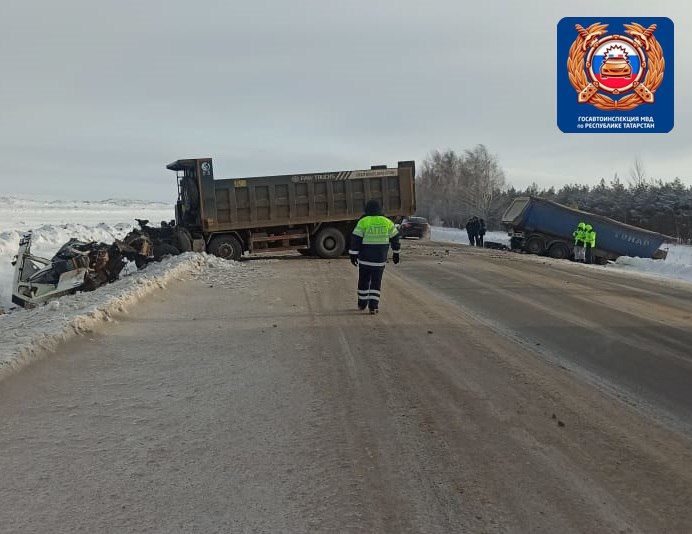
501, 196, 670, 262
167, 158, 416, 260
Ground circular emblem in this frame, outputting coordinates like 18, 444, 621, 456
567, 22, 665, 110
201, 161, 211, 173
586, 36, 645, 94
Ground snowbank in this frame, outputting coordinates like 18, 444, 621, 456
430, 226, 510, 246
0, 197, 173, 309
0, 253, 241, 382
610, 244, 692, 285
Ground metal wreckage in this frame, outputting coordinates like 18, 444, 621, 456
11, 220, 194, 309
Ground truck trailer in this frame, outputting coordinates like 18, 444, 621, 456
502, 196, 670, 263
168, 158, 416, 260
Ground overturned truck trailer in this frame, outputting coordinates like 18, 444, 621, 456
502, 196, 671, 262
168, 158, 416, 260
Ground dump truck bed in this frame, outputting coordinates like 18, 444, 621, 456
169, 159, 416, 234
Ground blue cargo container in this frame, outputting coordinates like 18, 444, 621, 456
501, 197, 670, 261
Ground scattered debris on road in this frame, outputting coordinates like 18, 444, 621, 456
483, 241, 509, 251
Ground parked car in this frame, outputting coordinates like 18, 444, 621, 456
398, 217, 430, 239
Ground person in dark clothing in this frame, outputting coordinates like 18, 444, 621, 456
477, 218, 486, 247
349, 200, 400, 314
465, 217, 478, 246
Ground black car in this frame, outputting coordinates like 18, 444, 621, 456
398, 217, 430, 239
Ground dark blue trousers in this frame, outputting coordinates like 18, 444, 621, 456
357, 264, 384, 310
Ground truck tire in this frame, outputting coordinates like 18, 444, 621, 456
208, 234, 243, 261
314, 227, 345, 259
525, 235, 545, 255
548, 242, 570, 260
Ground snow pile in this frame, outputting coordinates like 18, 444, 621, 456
0, 253, 242, 382
0, 197, 173, 309
430, 226, 510, 246
611, 244, 692, 285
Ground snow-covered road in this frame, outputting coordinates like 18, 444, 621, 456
0, 253, 243, 381
2, 243, 691, 532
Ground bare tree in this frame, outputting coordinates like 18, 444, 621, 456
460, 144, 506, 219
416, 145, 507, 228
628, 156, 648, 188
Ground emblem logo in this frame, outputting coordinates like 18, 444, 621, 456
557, 18, 674, 133
568, 22, 663, 110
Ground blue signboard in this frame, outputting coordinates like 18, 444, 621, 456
557, 17, 674, 133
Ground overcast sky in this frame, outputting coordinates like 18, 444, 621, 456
1, 0, 690, 202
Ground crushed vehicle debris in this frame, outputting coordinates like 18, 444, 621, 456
11, 219, 191, 309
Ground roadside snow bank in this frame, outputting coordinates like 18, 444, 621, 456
431, 226, 510, 246
0, 253, 239, 382
610, 244, 692, 285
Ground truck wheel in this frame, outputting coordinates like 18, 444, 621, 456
208, 235, 243, 261
314, 227, 345, 259
548, 242, 570, 260
525, 236, 545, 255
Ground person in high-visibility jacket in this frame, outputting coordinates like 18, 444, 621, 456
349, 200, 400, 314
584, 224, 597, 264
573, 222, 587, 262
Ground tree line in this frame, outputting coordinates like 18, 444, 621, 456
415, 148, 692, 243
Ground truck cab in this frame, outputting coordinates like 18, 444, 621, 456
167, 158, 213, 232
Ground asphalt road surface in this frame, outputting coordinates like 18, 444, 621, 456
1, 241, 691, 533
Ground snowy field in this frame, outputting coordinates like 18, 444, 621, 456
0, 197, 173, 309
430, 226, 692, 285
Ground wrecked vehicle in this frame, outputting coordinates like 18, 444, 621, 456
123, 219, 194, 261
13, 234, 130, 308
11, 218, 194, 309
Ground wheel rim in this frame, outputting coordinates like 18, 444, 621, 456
323, 236, 336, 251
218, 243, 234, 259
527, 239, 543, 254
550, 245, 568, 259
